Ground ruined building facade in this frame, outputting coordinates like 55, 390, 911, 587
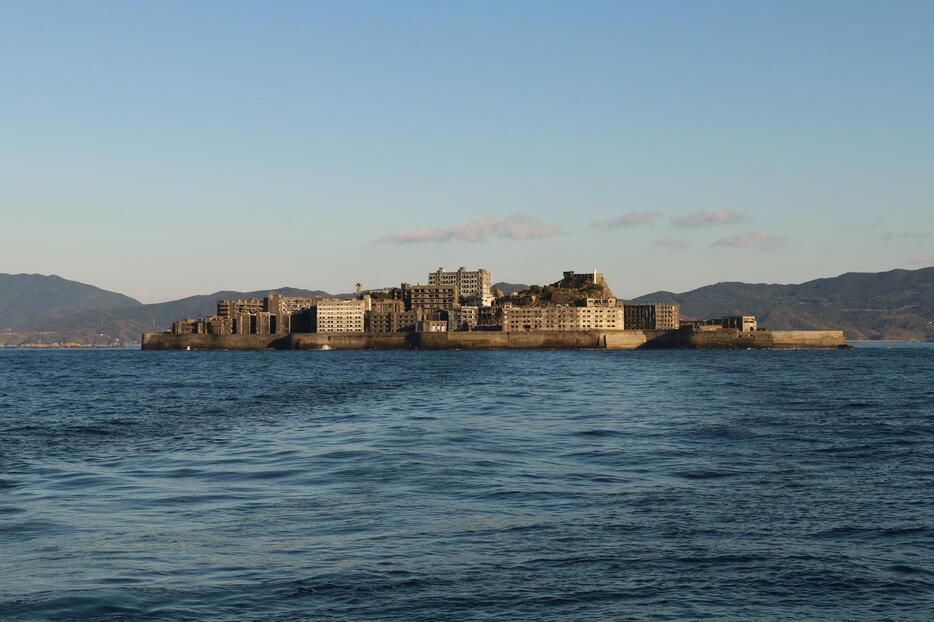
428, 267, 492, 307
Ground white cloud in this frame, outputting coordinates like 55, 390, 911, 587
712, 231, 785, 250
651, 238, 688, 251
379, 212, 560, 243
671, 209, 743, 228
499, 212, 561, 240
590, 211, 660, 229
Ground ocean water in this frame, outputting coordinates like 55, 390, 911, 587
1, 346, 932, 621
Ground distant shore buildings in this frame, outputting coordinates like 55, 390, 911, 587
170, 267, 758, 337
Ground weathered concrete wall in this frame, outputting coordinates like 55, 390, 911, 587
141, 333, 288, 350
605, 331, 650, 350
641, 328, 846, 349
290, 333, 408, 350
141, 332, 407, 350
141, 328, 847, 350
413, 330, 611, 349
768, 330, 847, 348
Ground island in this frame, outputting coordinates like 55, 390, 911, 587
142, 268, 846, 350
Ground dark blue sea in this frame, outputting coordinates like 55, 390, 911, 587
1, 346, 932, 621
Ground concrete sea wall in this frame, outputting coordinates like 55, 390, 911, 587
141, 333, 289, 350
414, 330, 608, 349
769, 330, 848, 348
641, 328, 846, 349
142, 329, 847, 350
291, 333, 408, 350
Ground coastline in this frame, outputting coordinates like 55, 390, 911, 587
141, 329, 847, 351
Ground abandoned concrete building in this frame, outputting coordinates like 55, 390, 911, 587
623, 303, 680, 331
428, 267, 492, 307
166, 269, 773, 339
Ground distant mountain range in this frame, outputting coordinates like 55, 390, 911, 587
492, 282, 529, 296
0, 274, 141, 330
1, 268, 932, 345
630, 268, 934, 341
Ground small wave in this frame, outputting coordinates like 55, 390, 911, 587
677, 553, 770, 564
0, 591, 146, 621
672, 469, 744, 480
572, 429, 625, 438
889, 564, 934, 576
811, 525, 932, 539
283, 573, 454, 599
814, 443, 881, 454
0, 518, 67, 543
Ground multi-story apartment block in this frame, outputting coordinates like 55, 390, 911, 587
502, 306, 574, 332
265, 292, 319, 316
204, 316, 233, 335
477, 305, 502, 328
428, 267, 492, 306
415, 319, 448, 333
575, 305, 625, 330
449, 306, 478, 331
404, 283, 459, 311
172, 316, 233, 335
217, 298, 264, 317
586, 298, 618, 307
369, 299, 406, 314
367, 309, 422, 333
311, 299, 366, 333
502, 301, 625, 332
251, 312, 276, 335
233, 312, 253, 335
264, 293, 320, 333
623, 303, 680, 330
717, 316, 758, 331
171, 319, 201, 334
216, 293, 322, 334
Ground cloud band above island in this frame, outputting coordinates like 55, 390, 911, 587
378, 212, 561, 243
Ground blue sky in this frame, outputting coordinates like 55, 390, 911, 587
1, 1, 932, 302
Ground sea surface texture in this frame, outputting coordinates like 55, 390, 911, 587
1, 346, 932, 621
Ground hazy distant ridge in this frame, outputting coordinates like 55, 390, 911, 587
631, 267, 934, 341
0, 274, 141, 330
492, 282, 529, 296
